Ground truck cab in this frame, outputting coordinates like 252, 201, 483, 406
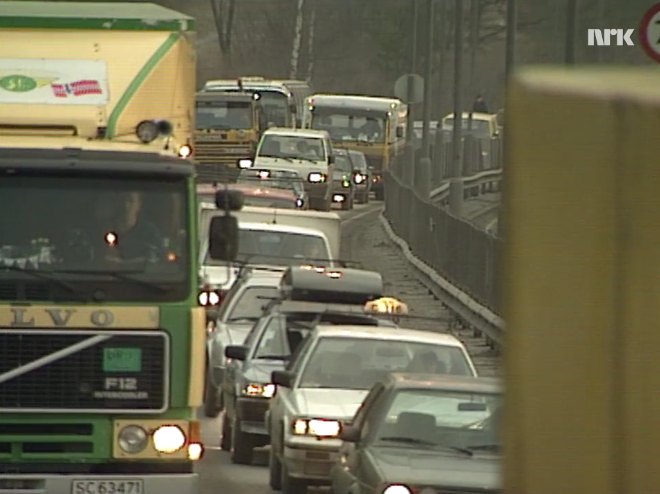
194, 91, 264, 182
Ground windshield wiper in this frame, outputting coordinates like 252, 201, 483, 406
466, 444, 501, 452
1, 265, 82, 296
226, 316, 259, 323
378, 437, 473, 456
51, 268, 171, 293
256, 354, 290, 360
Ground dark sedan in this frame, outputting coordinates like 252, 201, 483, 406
331, 374, 502, 494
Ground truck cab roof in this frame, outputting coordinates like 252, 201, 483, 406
0, 2, 195, 31
262, 127, 330, 140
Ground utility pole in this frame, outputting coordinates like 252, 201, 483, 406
306, 3, 316, 81
469, 0, 480, 95
421, 0, 434, 159
505, 0, 517, 79
449, 0, 464, 216
565, 0, 578, 64
404, 0, 419, 187
290, 0, 305, 79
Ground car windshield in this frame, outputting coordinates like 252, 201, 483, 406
258, 135, 326, 162
205, 229, 331, 267
373, 389, 503, 452
226, 286, 279, 321
334, 154, 353, 174
253, 315, 312, 359
298, 337, 474, 389
311, 111, 386, 143
196, 100, 253, 130
0, 175, 189, 302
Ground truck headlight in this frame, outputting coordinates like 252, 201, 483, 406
291, 418, 341, 438
295, 198, 304, 208
342, 178, 351, 188
118, 425, 148, 454
308, 172, 326, 183
178, 144, 193, 158
238, 158, 253, 169
242, 383, 276, 398
382, 486, 414, 494
153, 425, 186, 453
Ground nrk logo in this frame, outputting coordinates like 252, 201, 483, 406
587, 2, 660, 62
587, 29, 635, 46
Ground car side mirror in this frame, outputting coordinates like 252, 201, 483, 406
328, 155, 335, 165
339, 425, 361, 443
225, 345, 248, 361
209, 215, 239, 261
396, 126, 404, 138
271, 370, 294, 388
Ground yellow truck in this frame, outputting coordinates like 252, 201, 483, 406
0, 1, 196, 159
503, 67, 660, 494
194, 91, 263, 182
0, 3, 212, 493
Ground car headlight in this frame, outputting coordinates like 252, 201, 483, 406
118, 425, 148, 454
308, 172, 326, 183
382, 486, 413, 494
152, 425, 186, 453
198, 288, 223, 306
291, 418, 341, 438
295, 198, 304, 208
342, 178, 351, 188
242, 383, 276, 398
354, 173, 365, 184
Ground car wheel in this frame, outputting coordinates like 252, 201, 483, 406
220, 411, 232, 451
230, 417, 254, 465
203, 370, 220, 418
281, 461, 307, 494
340, 196, 351, 211
269, 443, 283, 490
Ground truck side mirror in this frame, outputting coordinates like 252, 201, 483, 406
209, 215, 239, 261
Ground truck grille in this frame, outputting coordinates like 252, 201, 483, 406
0, 330, 168, 413
194, 142, 253, 165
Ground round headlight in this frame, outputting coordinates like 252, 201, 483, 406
382, 486, 413, 494
153, 425, 186, 453
178, 144, 193, 158
118, 425, 148, 454
136, 121, 159, 143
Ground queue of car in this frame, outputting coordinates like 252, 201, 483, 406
196, 151, 502, 493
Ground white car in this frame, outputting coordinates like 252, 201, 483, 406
265, 325, 479, 493
248, 128, 336, 211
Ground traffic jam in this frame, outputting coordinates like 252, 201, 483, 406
196, 78, 502, 494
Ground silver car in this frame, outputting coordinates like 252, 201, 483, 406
266, 325, 479, 493
203, 268, 283, 418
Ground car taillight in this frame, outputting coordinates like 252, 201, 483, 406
198, 285, 225, 307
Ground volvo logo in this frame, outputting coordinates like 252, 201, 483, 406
9, 308, 115, 327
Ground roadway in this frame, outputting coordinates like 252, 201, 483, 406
196, 198, 500, 493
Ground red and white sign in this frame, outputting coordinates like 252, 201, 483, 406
639, 2, 660, 62
0, 58, 109, 105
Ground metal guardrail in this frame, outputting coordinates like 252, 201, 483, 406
383, 133, 505, 348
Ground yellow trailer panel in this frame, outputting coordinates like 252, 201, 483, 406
503, 67, 660, 494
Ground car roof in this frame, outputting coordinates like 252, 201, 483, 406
238, 269, 286, 285
311, 325, 466, 348
263, 127, 329, 139
238, 222, 328, 237
386, 373, 502, 393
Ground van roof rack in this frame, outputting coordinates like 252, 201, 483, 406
279, 266, 382, 305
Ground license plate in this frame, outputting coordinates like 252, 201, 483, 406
72, 480, 144, 494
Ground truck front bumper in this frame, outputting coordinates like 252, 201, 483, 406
0, 473, 199, 494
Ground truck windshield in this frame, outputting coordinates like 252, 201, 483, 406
311, 110, 386, 143
256, 91, 291, 127
196, 100, 253, 130
0, 175, 190, 302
